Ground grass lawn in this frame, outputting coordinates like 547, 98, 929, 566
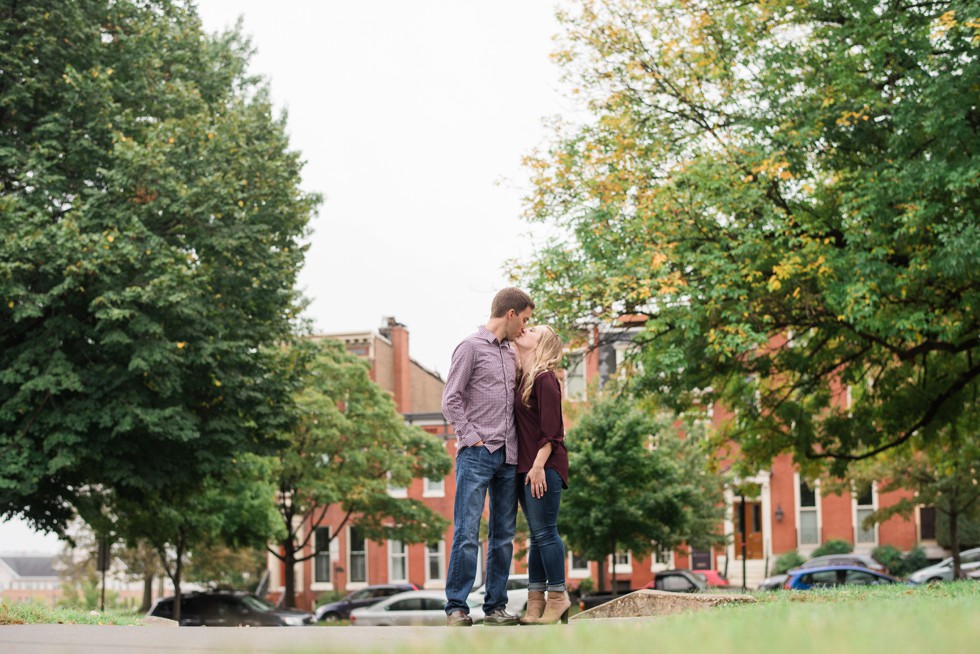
382, 582, 979, 654
0, 601, 142, 626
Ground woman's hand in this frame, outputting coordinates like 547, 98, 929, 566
526, 465, 547, 498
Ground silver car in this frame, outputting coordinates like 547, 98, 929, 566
349, 590, 485, 626
468, 573, 529, 617
909, 547, 980, 583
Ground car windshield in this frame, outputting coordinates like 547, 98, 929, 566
239, 595, 275, 613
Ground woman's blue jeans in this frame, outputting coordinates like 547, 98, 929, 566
518, 468, 565, 592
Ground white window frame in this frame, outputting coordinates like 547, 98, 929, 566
609, 551, 632, 575
424, 541, 446, 588
795, 473, 822, 554
564, 352, 587, 401
568, 552, 590, 579
347, 525, 368, 588
386, 471, 408, 498
853, 483, 878, 549
423, 477, 445, 498
388, 539, 408, 583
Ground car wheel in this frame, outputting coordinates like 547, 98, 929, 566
320, 612, 341, 622
927, 577, 945, 584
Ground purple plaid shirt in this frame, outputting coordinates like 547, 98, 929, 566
441, 326, 517, 464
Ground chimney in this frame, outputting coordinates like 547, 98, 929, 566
381, 317, 411, 413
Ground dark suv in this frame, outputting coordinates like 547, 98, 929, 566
315, 584, 418, 621
147, 590, 315, 627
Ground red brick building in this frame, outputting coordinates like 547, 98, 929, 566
272, 317, 944, 607
266, 318, 460, 610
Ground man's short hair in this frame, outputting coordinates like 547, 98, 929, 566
491, 287, 534, 318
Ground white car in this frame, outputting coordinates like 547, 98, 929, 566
909, 547, 980, 584
468, 573, 529, 617
349, 590, 485, 626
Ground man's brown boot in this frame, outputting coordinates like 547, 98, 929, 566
520, 590, 546, 625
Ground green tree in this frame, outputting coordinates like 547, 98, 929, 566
269, 340, 451, 607
0, 1, 318, 533
513, 0, 979, 475
838, 415, 980, 578
183, 543, 268, 592
559, 392, 726, 593
105, 454, 281, 622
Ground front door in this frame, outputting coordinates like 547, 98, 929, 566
736, 500, 764, 559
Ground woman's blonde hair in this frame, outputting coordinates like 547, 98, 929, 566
520, 326, 564, 407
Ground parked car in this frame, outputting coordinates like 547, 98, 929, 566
315, 583, 418, 621
644, 569, 708, 593
796, 553, 887, 573
350, 590, 485, 626
692, 569, 730, 587
468, 573, 529, 616
783, 565, 901, 590
909, 547, 980, 584
758, 574, 789, 591
580, 569, 707, 611
147, 590, 315, 626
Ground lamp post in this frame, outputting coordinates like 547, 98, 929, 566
740, 493, 747, 591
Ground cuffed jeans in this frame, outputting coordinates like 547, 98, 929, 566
518, 468, 565, 592
445, 445, 518, 615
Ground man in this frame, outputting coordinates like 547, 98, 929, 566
442, 287, 533, 627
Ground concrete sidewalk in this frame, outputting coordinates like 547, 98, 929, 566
0, 623, 538, 654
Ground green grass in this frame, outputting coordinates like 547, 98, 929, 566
0, 601, 143, 626
368, 582, 980, 654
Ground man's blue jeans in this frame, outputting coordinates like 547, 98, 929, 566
445, 445, 517, 615
518, 468, 565, 592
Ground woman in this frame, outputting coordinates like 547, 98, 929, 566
513, 325, 570, 625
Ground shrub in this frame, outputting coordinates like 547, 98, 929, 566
773, 550, 806, 575
811, 539, 853, 557
873, 545, 929, 577
575, 578, 595, 595
873, 545, 904, 574
902, 547, 929, 576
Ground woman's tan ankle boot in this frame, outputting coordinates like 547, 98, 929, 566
520, 590, 546, 624
538, 591, 571, 624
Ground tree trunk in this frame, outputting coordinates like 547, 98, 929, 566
950, 509, 961, 579
282, 538, 296, 608
140, 573, 154, 613
172, 538, 184, 624
611, 548, 618, 597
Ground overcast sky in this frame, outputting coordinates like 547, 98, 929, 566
196, 0, 571, 377
2, 1, 571, 552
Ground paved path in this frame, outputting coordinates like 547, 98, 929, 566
0, 624, 550, 654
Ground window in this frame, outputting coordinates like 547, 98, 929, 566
610, 551, 632, 574
426, 541, 445, 583
657, 575, 695, 592
349, 526, 367, 583
387, 471, 407, 498
806, 570, 838, 588
314, 527, 331, 583
564, 353, 586, 400
569, 552, 589, 578
799, 480, 819, 545
855, 484, 876, 545
389, 540, 407, 583
388, 598, 423, 611
846, 570, 886, 586
919, 506, 937, 541
423, 477, 445, 497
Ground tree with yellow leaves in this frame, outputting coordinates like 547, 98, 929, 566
514, 0, 979, 474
